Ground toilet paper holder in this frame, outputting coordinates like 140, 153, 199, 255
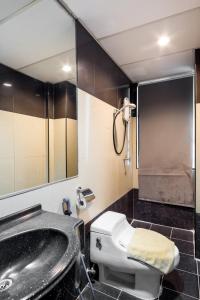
76, 187, 95, 209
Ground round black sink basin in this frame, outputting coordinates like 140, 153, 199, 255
0, 229, 69, 299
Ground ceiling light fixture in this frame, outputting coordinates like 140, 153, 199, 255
62, 65, 72, 73
158, 36, 170, 47
3, 82, 12, 87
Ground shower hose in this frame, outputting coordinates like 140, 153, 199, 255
113, 109, 127, 155
78, 253, 95, 300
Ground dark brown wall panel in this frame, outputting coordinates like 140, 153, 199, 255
195, 49, 200, 103
52, 81, 77, 120
0, 63, 46, 118
76, 20, 133, 107
0, 64, 77, 120
76, 21, 95, 96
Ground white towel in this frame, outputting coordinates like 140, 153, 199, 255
127, 228, 175, 274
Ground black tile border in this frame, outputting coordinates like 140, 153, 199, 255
133, 189, 194, 230
195, 213, 200, 259
163, 269, 199, 299
76, 20, 136, 108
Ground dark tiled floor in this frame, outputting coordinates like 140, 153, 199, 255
77, 286, 115, 299
132, 220, 151, 229
92, 281, 121, 298
163, 270, 199, 298
150, 224, 172, 237
171, 229, 194, 242
160, 288, 198, 300
171, 239, 194, 256
79, 219, 198, 300
177, 253, 197, 274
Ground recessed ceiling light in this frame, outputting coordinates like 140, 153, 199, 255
3, 82, 12, 87
158, 36, 170, 47
62, 65, 72, 73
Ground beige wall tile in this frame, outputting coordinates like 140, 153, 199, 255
14, 113, 48, 157
77, 89, 133, 222
0, 110, 14, 158
196, 103, 200, 213
53, 118, 66, 181
49, 119, 55, 182
14, 156, 48, 191
0, 158, 14, 196
67, 118, 78, 177
13, 113, 48, 192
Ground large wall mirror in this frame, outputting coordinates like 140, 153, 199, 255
0, 0, 77, 198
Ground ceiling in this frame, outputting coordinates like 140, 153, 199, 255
0, 0, 76, 84
1, 0, 200, 83
65, 0, 200, 82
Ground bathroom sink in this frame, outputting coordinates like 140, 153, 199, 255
0, 205, 83, 300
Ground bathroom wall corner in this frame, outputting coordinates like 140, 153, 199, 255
195, 213, 200, 258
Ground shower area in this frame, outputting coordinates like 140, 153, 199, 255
137, 76, 194, 208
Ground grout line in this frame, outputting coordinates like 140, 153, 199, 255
197, 261, 200, 299
193, 227, 195, 258
179, 251, 194, 257
163, 287, 199, 299
117, 290, 122, 299
172, 237, 194, 243
176, 267, 198, 276
136, 218, 194, 232
92, 288, 118, 299
133, 218, 151, 225
170, 227, 173, 239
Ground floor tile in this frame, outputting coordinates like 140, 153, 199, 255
197, 261, 200, 275
160, 288, 198, 299
163, 269, 199, 298
171, 229, 193, 242
171, 239, 194, 256
132, 220, 151, 229
151, 224, 172, 237
78, 286, 115, 300
119, 291, 141, 300
93, 281, 120, 298
176, 253, 197, 274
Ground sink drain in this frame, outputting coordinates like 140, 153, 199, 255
0, 279, 12, 292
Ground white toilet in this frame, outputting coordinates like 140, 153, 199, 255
90, 211, 180, 300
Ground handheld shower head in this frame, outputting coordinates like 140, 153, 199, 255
129, 103, 136, 110
122, 98, 136, 122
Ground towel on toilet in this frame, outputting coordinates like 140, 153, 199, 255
127, 228, 175, 274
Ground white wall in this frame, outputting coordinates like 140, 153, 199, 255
0, 89, 134, 223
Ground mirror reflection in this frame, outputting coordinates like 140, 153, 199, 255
0, 0, 77, 197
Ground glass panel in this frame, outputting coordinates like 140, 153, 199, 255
0, 0, 77, 197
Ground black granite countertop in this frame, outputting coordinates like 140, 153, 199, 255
0, 205, 83, 300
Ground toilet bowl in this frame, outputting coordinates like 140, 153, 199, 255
90, 211, 180, 300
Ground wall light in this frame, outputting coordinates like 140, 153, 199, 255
62, 65, 72, 73
3, 82, 12, 87
158, 36, 170, 47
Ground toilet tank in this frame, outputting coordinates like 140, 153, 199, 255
90, 211, 126, 236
